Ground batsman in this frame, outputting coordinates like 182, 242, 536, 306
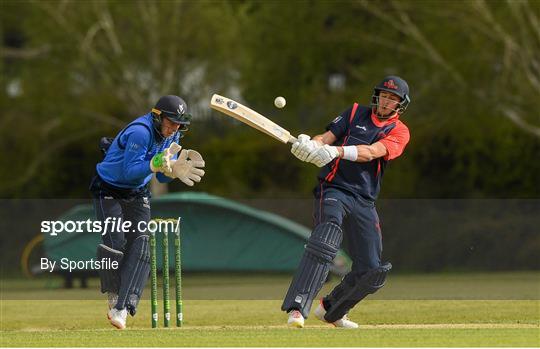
90, 95, 205, 329
282, 76, 411, 328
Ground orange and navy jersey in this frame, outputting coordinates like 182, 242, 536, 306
317, 104, 410, 202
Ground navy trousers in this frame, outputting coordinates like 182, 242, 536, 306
313, 185, 383, 279
89, 175, 151, 255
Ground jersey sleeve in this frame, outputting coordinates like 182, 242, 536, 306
121, 125, 153, 180
378, 121, 410, 160
325, 107, 353, 140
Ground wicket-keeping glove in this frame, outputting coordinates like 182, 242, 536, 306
150, 142, 182, 173
170, 149, 206, 186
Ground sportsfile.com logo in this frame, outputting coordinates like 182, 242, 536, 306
41, 217, 181, 236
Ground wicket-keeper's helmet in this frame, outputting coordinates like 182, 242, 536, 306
151, 95, 192, 137
371, 76, 411, 117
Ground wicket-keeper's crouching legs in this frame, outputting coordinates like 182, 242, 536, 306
90, 175, 152, 328
115, 193, 152, 315
321, 203, 391, 323
90, 175, 127, 310
281, 188, 349, 319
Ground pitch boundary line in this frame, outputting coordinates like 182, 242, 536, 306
3, 323, 538, 333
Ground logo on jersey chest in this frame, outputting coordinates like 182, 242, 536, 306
355, 125, 367, 131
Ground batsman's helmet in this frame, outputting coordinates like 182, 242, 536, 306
371, 76, 411, 117
151, 95, 192, 137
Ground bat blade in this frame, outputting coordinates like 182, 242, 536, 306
210, 94, 297, 144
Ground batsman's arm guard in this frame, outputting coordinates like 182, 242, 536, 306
97, 244, 124, 294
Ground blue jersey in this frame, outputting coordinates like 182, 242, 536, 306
96, 113, 180, 189
317, 104, 410, 202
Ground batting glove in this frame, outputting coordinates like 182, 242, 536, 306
291, 134, 322, 162
306, 144, 339, 167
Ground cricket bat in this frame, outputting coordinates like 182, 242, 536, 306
210, 94, 297, 144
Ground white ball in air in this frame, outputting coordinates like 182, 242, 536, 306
274, 96, 286, 109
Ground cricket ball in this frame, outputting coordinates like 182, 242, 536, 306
274, 96, 286, 109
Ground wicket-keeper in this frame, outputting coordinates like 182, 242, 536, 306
90, 95, 205, 329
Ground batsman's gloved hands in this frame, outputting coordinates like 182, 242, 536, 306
170, 149, 206, 186
306, 145, 339, 167
291, 134, 322, 162
150, 142, 182, 173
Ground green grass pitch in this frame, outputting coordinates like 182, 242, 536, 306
1, 272, 538, 347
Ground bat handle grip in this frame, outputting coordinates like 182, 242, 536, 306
287, 135, 298, 144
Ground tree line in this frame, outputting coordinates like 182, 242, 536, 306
1, 0, 539, 199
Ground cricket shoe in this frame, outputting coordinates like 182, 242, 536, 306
107, 292, 118, 310
287, 309, 305, 328
108, 308, 127, 330
314, 299, 359, 328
